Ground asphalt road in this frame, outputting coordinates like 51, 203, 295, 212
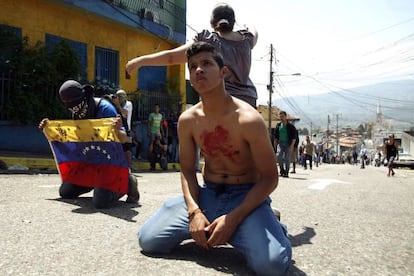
1, 164, 413, 275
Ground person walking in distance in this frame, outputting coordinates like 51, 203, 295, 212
360, 143, 367, 169
126, 3, 258, 107
290, 127, 299, 174
303, 135, 315, 170
383, 134, 398, 177
274, 111, 297, 178
352, 149, 358, 165
137, 42, 291, 275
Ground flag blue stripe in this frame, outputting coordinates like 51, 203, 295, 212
51, 141, 128, 168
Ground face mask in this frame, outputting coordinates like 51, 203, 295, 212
68, 99, 88, 119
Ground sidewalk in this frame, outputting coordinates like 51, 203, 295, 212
0, 151, 180, 173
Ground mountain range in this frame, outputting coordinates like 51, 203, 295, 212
274, 79, 414, 130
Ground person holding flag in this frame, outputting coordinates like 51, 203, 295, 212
39, 80, 140, 209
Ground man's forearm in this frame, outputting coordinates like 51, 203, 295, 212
181, 170, 201, 214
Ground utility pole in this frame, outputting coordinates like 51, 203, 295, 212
327, 115, 330, 150
335, 113, 341, 155
268, 44, 274, 138
266, 45, 300, 142
327, 115, 330, 136
310, 122, 313, 137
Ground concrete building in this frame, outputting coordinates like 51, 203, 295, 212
0, 0, 186, 94
0, 0, 187, 154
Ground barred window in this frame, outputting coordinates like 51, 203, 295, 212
95, 46, 119, 86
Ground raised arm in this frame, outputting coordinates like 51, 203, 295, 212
244, 24, 258, 47
126, 42, 193, 75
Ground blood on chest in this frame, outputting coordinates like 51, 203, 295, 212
200, 125, 240, 161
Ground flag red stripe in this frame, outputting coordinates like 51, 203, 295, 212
58, 162, 129, 194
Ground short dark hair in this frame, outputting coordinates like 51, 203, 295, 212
279, 111, 287, 116
186, 41, 224, 68
210, 3, 235, 32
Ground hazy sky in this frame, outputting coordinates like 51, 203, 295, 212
186, 0, 414, 105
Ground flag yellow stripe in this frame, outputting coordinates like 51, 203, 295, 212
43, 118, 121, 143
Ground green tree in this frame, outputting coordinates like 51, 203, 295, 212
8, 40, 57, 123
52, 40, 81, 85
6, 38, 81, 124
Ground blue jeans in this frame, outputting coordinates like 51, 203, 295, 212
138, 182, 291, 276
277, 142, 291, 173
59, 174, 134, 209
168, 136, 179, 162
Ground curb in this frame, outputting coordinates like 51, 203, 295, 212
0, 156, 56, 171
0, 156, 181, 173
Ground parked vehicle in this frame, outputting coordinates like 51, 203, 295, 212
393, 152, 414, 169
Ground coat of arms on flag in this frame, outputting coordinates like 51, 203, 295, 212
43, 118, 129, 194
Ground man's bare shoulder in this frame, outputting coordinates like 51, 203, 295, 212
232, 97, 265, 123
178, 103, 202, 124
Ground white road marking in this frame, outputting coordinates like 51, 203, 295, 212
308, 178, 351, 190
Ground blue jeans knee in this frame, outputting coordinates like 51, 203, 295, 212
59, 182, 92, 199
92, 187, 122, 209
138, 196, 189, 253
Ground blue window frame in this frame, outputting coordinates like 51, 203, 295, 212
95, 46, 119, 87
45, 34, 87, 80
138, 66, 167, 91
0, 24, 21, 37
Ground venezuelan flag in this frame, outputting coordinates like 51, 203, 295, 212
43, 118, 128, 194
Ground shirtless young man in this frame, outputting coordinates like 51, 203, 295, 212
137, 42, 291, 276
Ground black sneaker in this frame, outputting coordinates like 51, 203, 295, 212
126, 175, 140, 203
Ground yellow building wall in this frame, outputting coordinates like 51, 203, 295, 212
0, 0, 186, 101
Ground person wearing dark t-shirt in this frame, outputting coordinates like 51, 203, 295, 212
383, 134, 398, 177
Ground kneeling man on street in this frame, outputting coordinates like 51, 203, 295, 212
137, 41, 291, 276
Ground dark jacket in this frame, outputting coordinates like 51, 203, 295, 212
274, 122, 297, 146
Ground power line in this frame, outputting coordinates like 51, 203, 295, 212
274, 76, 324, 130
350, 16, 414, 42
305, 76, 414, 124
